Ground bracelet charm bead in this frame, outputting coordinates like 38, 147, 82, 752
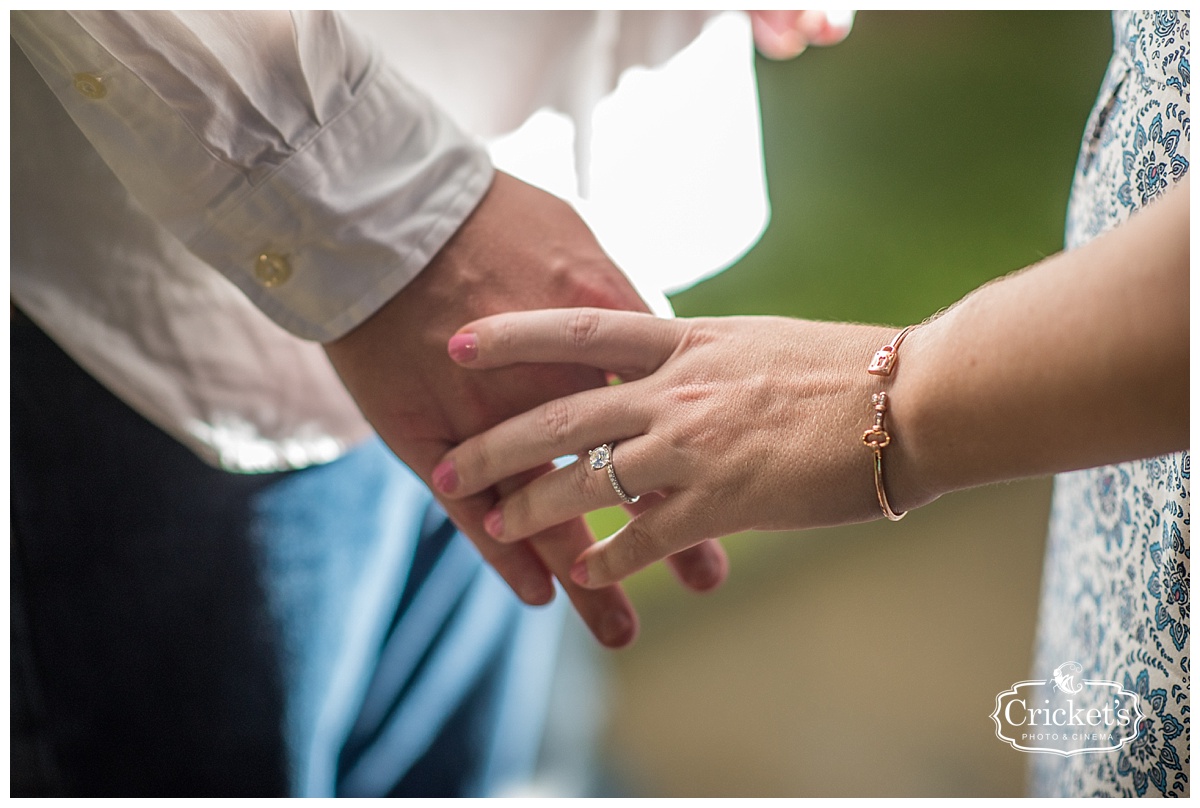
868, 325, 914, 376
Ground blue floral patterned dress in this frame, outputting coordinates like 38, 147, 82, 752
1030, 10, 1190, 798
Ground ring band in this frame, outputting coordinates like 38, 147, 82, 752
588, 443, 640, 504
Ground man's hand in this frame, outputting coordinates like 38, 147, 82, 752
324, 172, 728, 648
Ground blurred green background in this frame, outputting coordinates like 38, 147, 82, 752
590, 10, 1115, 798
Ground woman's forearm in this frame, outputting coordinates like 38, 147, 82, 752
891, 176, 1189, 510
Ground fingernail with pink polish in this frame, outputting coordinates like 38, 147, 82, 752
448, 333, 478, 363
570, 559, 590, 587
432, 460, 458, 494
483, 509, 504, 539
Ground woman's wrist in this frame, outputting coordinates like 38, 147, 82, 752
879, 317, 948, 514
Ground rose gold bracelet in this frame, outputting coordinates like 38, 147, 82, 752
861, 326, 914, 521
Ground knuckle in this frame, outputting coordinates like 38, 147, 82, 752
621, 520, 656, 557
539, 398, 574, 445
491, 318, 514, 356
588, 546, 617, 584
575, 459, 602, 500
503, 492, 534, 536
665, 378, 716, 408
461, 439, 493, 486
613, 521, 656, 575
566, 308, 602, 351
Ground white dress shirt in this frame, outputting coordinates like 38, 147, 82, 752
11, 11, 767, 471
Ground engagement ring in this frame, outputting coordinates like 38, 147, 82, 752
588, 443, 639, 504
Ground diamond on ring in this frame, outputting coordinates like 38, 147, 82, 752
587, 443, 639, 504
588, 444, 611, 470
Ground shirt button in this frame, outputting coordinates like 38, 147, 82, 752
254, 252, 292, 288
72, 72, 108, 100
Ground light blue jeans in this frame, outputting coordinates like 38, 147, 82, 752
11, 315, 564, 796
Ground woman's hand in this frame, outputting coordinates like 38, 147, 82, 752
431, 175, 1188, 593
432, 309, 926, 588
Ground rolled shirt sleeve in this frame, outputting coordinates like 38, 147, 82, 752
11, 10, 493, 342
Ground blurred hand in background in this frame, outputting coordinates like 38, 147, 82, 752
749, 10, 855, 60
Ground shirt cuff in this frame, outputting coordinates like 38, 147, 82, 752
188, 61, 495, 342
